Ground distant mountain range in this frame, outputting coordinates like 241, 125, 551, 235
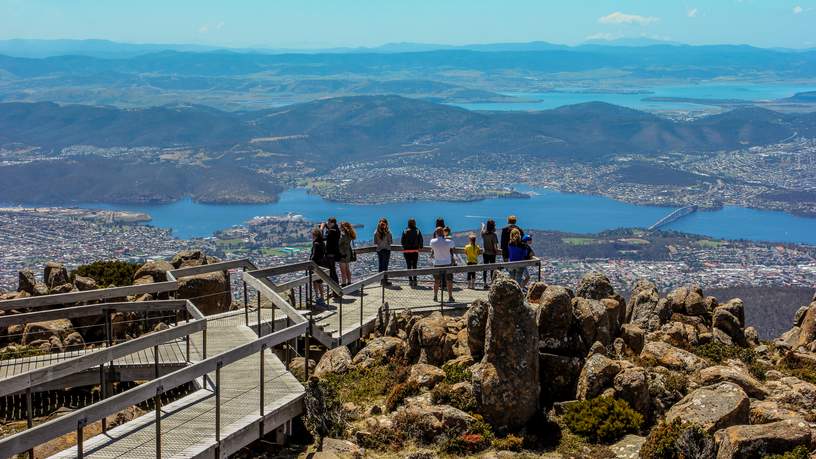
2, 96, 813, 159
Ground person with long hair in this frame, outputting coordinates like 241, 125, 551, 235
481, 219, 499, 288
464, 233, 481, 289
430, 226, 455, 302
374, 218, 393, 285
338, 221, 357, 286
321, 217, 341, 285
309, 227, 328, 305
401, 218, 423, 287
507, 227, 533, 286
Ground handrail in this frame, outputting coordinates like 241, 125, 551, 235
242, 271, 307, 325
0, 321, 306, 458
0, 303, 205, 397
0, 281, 179, 312
167, 259, 258, 281
0, 299, 190, 328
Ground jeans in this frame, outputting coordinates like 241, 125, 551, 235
377, 249, 391, 281
326, 254, 339, 284
404, 252, 419, 283
482, 253, 496, 284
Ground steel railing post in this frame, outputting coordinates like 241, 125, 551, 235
99, 363, 107, 433
76, 418, 85, 458
215, 361, 222, 456
155, 384, 162, 458
304, 319, 311, 380
440, 269, 445, 314
25, 387, 33, 459
259, 343, 265, 439
538, 259, 542, 282
360, 285, 365, 340
154, 344, 160, 379
202, 329, 208, 387
243, 270, 249, 327
257, 287, 262, 336
307, 269, 313, 307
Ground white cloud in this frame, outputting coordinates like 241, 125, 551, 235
585, 32, 624, 41
198, 25, 209, 33
687, 8, 699, 18
598, 11, 660, 25
793, 5, 803, 14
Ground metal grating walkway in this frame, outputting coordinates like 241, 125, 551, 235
49, 310, 304, 458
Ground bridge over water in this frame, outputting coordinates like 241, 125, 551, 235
648, 205, 698, 231
0, 247, 540, 458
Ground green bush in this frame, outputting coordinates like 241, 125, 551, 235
385, 380, 420, 412
763, 445, 811, 459
692, 341, 767, 380
430, 382, 476, 413
440, 416, 494, 454
72, 260, 141, 287
441, 360, 472, 384
778, 354, 816, 385
640, 419, 714, 459
492, 434, 524, 452
563, 397, 643, 444
320, 364, 399, 404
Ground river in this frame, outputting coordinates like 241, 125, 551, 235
455, 82, 816, 112
83, 187, 816, 245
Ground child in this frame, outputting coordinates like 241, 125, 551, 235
464, 233, 481, 289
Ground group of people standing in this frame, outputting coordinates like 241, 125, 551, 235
308, 215, 535, 305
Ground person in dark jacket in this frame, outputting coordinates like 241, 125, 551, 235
500, 215, 523, 262
322, 217, 341, 285
309, 227, 328, 305
401, 218, 424, 287
481, 219, 499, 288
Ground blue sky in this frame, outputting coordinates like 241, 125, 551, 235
1, 0, 814, 49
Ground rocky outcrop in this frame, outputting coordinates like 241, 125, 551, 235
666, 285, 707, 316
22, 319, 74, 345
43, 262, 69, 289
534, 285, 577, 354
613, 366, 650, 417
713, 299, 747, 346
352, 337, 404, 369
17, 269, 36, 293
572, 297, 613, 347
407, 364, 445, 389
406, 312, 459, 366
626, 279, 670, 332
73, 275, 97, 291
699, 365, 767, 399
314, 346, 353, 378
640, 341, 707, 373
465, 300, 488, 360
575, 272, 615, 300
133, 260, 175, 283
170, 250, 211, 268
539, 353, 582, 406
714, 419, 812, 459
576, 353, 621, 400
175, 271, 230, 316
471, 275, 538, 430
666, 382, 750, 434
797, 302, 816, 348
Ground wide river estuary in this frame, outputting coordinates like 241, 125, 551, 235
85, 187, 816, 245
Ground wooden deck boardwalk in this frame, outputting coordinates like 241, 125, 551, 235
49, 310, 304, 458
313, 281, 486, 346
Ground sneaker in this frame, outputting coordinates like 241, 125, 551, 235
433, 294, 438, 302
448, 296, 456, 303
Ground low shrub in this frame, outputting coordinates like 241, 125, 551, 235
664, 372, 689, 395
430, 383, 476, 413
0, 345, 46, 360
562, 397, 643, 444
320, 364, 398, 404
778, 353, 816, 385
385, 380, 420, 412
763, 445, 811, 459
640, 419, 713, 459
72, 260, 140, 287
441, 360, 472, 384
692, 341, 767, 380
440, 416, 494, 454
492, 434, 524, 452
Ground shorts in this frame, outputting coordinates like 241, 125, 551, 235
466, 262, 477, 280
433, 264, 454, 283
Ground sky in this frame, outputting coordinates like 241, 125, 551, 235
1, 0, 815, 49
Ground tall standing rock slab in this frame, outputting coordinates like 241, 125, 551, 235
626, 279, 670, 332
405, 312, 454, 365
575, 272, 615, 300
44, 262, 69, 288
465, 300, 488, 360
797, 302, 816, 347
572, 297, 613, 347
535, 285, 578, 355
472, 276, 539, 430
17, 269, 36, 293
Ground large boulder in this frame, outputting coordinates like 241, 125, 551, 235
626, 279, 670, 332
391, 403, 475, 438
472, 276, 539, 430
407, 364, 445, 389
314, 346, 353, 378
699, 365, 767, 399
170, 250, 210, 268
749, 400, 803, 424
667, 285, 707, 316
535, 285, 578, 354
465, 300, 488, 359
796, 302, 816, 347
22, 319, 74, 344
73, 275, 97, 291
352, 337, 404, 369
572, 297, 613, 348
538, 353, 582, 406
666, 382, 750, 434
175, 271, 230, 316
17, 269, 36, 293
133, 260, 175, 283
640, 341, 706, 373
620, 323, 645, 355
765, 376, 816, 411
714, 419, 812, 459
575, 272, 615, 300
406, 312, 454, 365
713, 300, 747, 346
613, 367, 650, 417
576, 353, 621, 400
43, 262, 69, 288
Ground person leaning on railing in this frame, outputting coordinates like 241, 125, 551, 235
481, 219, 499, 289
464, 233, 481, 289
507, 228, 534, 287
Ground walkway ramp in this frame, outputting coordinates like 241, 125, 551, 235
49, 310, 304, 458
